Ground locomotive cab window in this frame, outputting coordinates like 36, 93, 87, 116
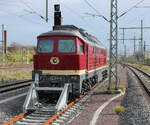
38, 40, 54, 53
58, 40, 75, 53
79, 44, 84, 54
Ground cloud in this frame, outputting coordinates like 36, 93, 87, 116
0, 0, 150, 51
0, 0, 28, 16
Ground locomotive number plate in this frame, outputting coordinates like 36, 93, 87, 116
40, 75, 63, 82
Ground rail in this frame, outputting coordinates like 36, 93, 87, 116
0, 79, 32, 88
0, 79, 32, 93
3, 77, 103, 125
126, 64, 150, 96
126, 64, 150, 77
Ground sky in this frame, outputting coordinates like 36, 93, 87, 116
0, 0, 150, 55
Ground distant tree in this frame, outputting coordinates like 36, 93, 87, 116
8, 42, 23, 53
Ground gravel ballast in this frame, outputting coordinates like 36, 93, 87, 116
120, 70, 150, 125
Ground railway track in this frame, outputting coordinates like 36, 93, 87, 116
0, 64, 33, 70
0, 79, 32, 93
0, 67, 32, 70
126, 64, 150, 96
2, 80, 106, 125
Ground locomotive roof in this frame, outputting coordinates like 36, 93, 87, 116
38, 25, 105, 48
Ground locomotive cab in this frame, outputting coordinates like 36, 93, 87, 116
34, 36, 85, 70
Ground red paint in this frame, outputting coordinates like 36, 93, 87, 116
34, 36, 107, 71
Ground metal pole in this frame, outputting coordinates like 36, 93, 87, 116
46, 0, 48, 22
22, 47, 24, 64
2, 24, 4, 64
144, 41, 146, 62
141, 20, 143, 62
144, 41, 146, 53
26, 48, 29, 64
115, 0, 118, 89
122, 28, 125, 44
108, 0, 118, 90
134, 35, 136, 55
124, 45, 126, 58
108, 0, 113, 90
4, 30, 7, 54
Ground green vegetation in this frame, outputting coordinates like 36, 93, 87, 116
105, 89, 121, 94
110, 84, 127, 91
0, 42, 35, 82
114, 106, 125, 114
132, 63, 150, 72
116, 84, 127, 91
119, 53, 150, 72
0, 42, 35, 64
103, 84, 127, 94
0, 69, 32, 82
144, 58, 150, 65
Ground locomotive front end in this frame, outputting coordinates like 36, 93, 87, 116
33, 32, 86, 97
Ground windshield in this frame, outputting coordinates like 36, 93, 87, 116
38, 40, 54, 53
58, 40, 75, 53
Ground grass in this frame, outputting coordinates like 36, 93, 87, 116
114, 106, 125, 114
117, 84, 127, 91
102, 84, 127, 94
110, 84, 127, 90
0, 69, 32, 82
132, 63, 150, 72
104, 89, 121, 94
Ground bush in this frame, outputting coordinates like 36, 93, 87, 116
118, 85, 127, 91
114, 106, 125, 114
103, 89, 121, 94
0, 45, 35, 64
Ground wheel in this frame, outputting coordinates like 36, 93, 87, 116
90, 78, 95, 85
94, 75, 98, 83
86, 79, 91, 90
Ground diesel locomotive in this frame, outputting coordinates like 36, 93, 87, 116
23, 4, 107, 112
33, 25, 107, 96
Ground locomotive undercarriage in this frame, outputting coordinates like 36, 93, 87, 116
23, 68, 107, 112
81, 69, 107, 93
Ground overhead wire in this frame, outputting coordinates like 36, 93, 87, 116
0, 8, 47, 26
84, 0, 145, 20
57, 0, 107, 48
81, 0, 110, 47
19, 0, 35, 12
119, 0, 145, 18
119, 0, 147, 29
19, 0, 46, 21
83, 0, 101, 15
56, 0, 103, 34
83, 0, 109, 22
135, 6, 150, 8
0, 3, 21, 7
120, 8, 149, 26
0, 0, 32, 17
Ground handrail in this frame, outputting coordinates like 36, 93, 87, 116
55, 84, 69, 111
23, 83, 34, 112
23, 73, 39, 112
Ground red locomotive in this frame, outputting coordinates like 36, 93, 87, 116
33, 25, 107, 96
23, 4, 107, 112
